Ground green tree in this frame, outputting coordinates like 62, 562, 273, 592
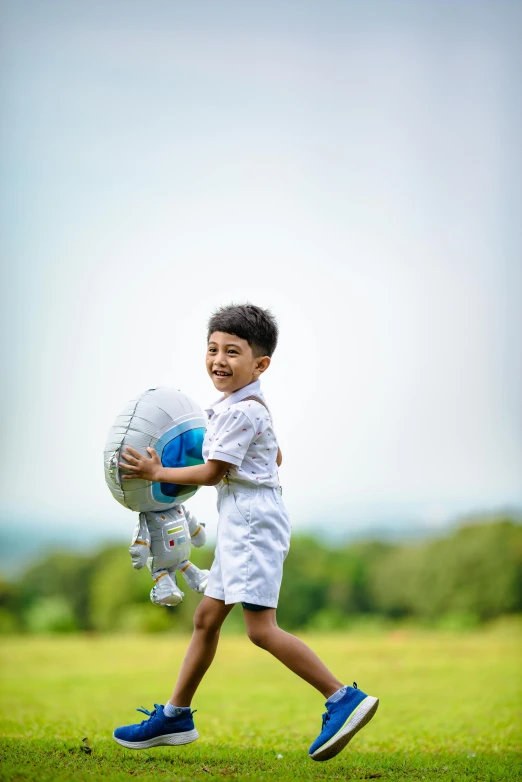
17, 552, 93, 630
369, 520, 522, 621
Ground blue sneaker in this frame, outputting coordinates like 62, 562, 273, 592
309, 683, 379, 761
113, 704, 199, 749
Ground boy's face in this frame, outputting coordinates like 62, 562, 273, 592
206, 331, 270, 397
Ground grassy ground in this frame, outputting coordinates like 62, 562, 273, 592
0, 621, 521, 781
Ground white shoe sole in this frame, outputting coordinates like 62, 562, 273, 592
113, 728, 199, 749
309, 695, 379, 762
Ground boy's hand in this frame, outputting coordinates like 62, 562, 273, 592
119, 446, 163, 482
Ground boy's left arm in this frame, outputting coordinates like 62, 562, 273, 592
119, 446, 229, 486
276, 446, 282, 466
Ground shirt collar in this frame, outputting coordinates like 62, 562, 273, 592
205, 379, 263, 417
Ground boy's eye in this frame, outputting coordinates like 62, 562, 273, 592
228, 350, 238, 355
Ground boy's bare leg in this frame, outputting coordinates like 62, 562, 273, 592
169, 596, 235, 707
243, 608, 343, 699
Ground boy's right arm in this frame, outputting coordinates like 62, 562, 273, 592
276, 446, 282, 466
119, 446, 230, 486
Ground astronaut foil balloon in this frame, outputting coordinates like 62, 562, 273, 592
104, 387, 210, 606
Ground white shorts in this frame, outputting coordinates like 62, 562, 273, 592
204, 482, 291, 608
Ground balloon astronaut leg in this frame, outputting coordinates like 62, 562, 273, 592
129, 505, 210, 606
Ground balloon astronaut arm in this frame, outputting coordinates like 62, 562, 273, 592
184, 506, 207, 547
129, 513, 151, 570
119, 447, 230, 487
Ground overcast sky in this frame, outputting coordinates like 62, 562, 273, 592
1, 0, 521, 540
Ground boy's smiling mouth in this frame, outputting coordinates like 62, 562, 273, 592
213, 370, 232, 377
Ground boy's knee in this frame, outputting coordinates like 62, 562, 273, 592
193, 603, 222, 636
246, 626, 267, 648
246, 623, 276, 649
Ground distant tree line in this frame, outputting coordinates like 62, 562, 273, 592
0, 518, 520, 634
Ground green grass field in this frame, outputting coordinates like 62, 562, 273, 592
1, 622, 521, 781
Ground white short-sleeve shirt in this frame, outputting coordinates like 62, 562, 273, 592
202, 379, 280, 488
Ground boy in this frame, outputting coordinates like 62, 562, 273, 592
114, 303, 378, 761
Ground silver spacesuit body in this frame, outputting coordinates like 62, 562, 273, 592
129, 504, 209, 606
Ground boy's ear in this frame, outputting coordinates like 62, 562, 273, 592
255, 356, 271, 376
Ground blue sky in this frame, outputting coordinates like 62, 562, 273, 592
1, 0, 521, 540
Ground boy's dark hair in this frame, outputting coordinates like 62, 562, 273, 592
207, 303, 279, 357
